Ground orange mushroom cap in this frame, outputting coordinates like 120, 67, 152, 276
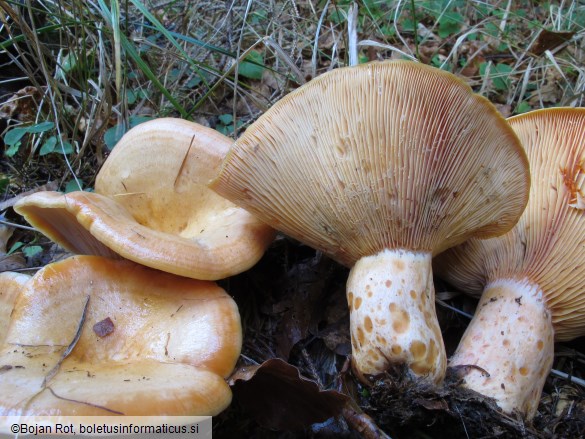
0, 272, 30, 345
14, 118, 275, 280
0, 255, 242, 416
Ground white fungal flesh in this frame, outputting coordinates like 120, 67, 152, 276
450, 278, 554, 419
347, 249, 446, 383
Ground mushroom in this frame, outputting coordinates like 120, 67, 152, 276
0, 224, 30, 345
434, 107, 585, 419
14, 118, 275, 280
0, 255, 241, 416
0, 272, 30, 345
210, 60, 530, 383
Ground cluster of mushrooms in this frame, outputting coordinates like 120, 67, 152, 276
0, 121, 275, 418
1, 60, 584, 423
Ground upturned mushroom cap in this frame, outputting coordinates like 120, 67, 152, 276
0, 255, 242, 416
0, 272, 30, 345
14, 118, 275, 280
434, 107, 585, 418
211, 60, 528, 265
211, 60, 529, 383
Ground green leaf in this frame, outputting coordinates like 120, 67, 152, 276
64, 179, 83, 193
7, 241, 24, 255
250, 9, 268, 25
238, 51, 265, 80
129, 115, 153, 128
479, 62, 513, 91
400, 18, 416, 33
23, 245, 43, 258
26, 121, 55, 134
514, 101, 531, 114
484, 22, 500, 37
218, 114, 233, 125
431, 54, 452, 71
216, 125, 228, 136
54, 141, 74, 155
126, 89, 148, 105
438, 11, 463, 38
381, 24, 395, 37
492, 63, 513, 91
127, 89, 138, 105
3, 127, 28, 146
184, 76, 202, 88
5, 143, 20, 157
104, 125, 124, 150
329, 8, 348, 24
61, 52, 78, 73
4, 122, 55, 156
104, 116, 153, 150
39, 136, 58, 156
0, 177, 9, 193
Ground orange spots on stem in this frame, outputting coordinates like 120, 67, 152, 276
364, 316, 373, 333
410, 340, 427, 360
393, 259, 405, 271
389, 303, 410, 334
357, 327, 365, 346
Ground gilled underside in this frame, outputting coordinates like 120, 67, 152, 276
211, 61, 530, 383
212, 60, 529, 267
434, 108, 585, 419
14, 119, 275, 281
435, 108, 585, 341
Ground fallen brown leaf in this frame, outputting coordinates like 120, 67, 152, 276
530, 29, 575, 56
0, 86, 43, 122
229, 358, 349, 430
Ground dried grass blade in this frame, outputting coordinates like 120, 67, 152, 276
42, 295, 90, 388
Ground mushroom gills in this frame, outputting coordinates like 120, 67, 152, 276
210, 60, 530, 385
348, 249, 445, 383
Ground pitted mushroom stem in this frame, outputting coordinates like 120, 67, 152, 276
449, 278, 554, 419
348, 249, 446, 383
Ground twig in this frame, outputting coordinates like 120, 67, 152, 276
42, 295, 90, 387
47, 387, 124, 415
550, 369, 585, 388
0, 181, 58, 211
311, 0, 330, 78
347, 2, 358, 66
435, 299, 473, 319
0, 219, 36, 232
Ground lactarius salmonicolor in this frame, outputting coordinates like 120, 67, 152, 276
14, 119, 275, 280
0, 272, 30, 345
0, 225, 31, 345
210, 60, 530, 384
0, 255, 241, 416
434, 108, 585, 419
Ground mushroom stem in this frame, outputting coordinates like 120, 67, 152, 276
347, 249, 446, 383
449, 278, 554, 419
